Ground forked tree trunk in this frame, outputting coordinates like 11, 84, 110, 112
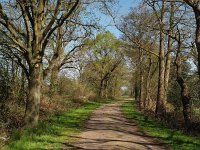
175, 41, 191, 131
25, 64, 42, 125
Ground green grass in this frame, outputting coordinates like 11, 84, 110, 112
122, 101, 200, 150
3, 99, 113, 150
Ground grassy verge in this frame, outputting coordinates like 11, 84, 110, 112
122, 101, 200, 150
3, 99, 113, 150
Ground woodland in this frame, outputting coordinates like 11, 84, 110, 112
0, 0, 200, 149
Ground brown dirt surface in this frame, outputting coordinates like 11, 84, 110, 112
65, 101, 169, 150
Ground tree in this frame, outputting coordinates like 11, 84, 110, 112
0, 0, 81, 126
43, 17, 93, 95
0, 0, 114, 126
81, 32, 124, 98
168, 24, 192, 131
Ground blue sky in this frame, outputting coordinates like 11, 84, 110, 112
99, 0, 141, 38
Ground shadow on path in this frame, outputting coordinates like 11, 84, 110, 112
63, 101, 168, 150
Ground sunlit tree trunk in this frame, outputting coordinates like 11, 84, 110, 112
156, 0, 166, 116
25, 62, 42, 125
164, 1, 174, 102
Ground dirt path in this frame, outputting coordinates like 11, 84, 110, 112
66, 101, 168, 150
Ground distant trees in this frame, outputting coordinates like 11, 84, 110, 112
119, 4, 159, 110
80, 32, 125, 98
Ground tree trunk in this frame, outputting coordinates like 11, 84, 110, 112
24, 64, 42, 126
134, 68, 140, 104
104, 79, 108, 98
135, 80, 139, 102
193, 9, 200, 80
177, 76, 191, 131
155, 27, 166, 115
99, 79, 104, 98
164, 1, 174, 101
194, 10, 200, 101
50, 66, 59, 95
139, 48, 144, 111
175, 42, 191, 131
164, 39, 172, 99
156, 0, 166, 116
20, 68, 26, 103
144, 58, 152, 109
139, 69, 144, 111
